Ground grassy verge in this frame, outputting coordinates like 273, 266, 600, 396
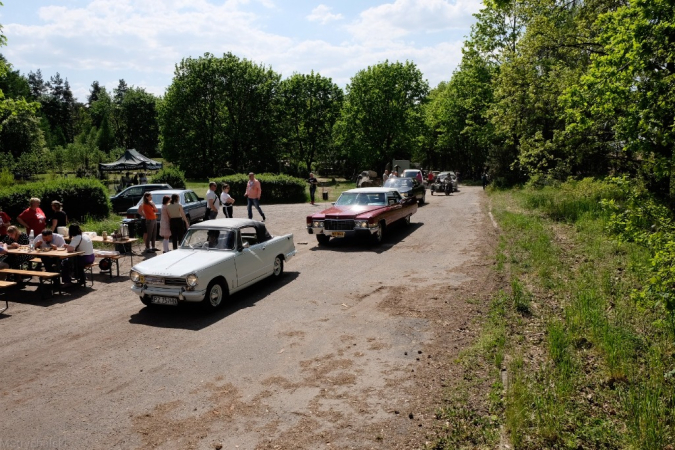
492, 184, 673, 449
430, 181, 674, 449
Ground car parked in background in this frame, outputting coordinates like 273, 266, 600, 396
402, 169, 424, 184
383, 176, 426, 205
306, 187, 418, 245
129, 218, 296, 310
110, 184, 172, 214
125, 189, 208, 236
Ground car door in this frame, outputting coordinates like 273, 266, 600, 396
386, 191, 405, 223
233, 227, 266, 286
119, 187, 142, 212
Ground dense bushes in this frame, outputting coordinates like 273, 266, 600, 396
215, 173, 306, 203
152, 167, 186, 189
0, 178, 110, 223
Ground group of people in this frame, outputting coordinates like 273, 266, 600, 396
138, 192, 191, 254
119, 172, 148, 190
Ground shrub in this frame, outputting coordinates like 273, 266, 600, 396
215, 173, 306, 204
0, 178, 110, 224
152, 167, 186, 189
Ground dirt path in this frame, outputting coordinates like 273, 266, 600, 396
0, 185, 498, 450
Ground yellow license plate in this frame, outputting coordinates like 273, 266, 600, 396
331, 231, 345, 238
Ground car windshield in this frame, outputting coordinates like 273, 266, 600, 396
335, 192, 386, 206
180, 228, 235, 250
383, 178, 413, 189
402, 170, 419, 178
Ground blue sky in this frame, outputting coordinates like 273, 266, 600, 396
0, 0, 481, 103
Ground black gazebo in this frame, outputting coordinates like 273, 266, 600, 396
98, 149, 163, 172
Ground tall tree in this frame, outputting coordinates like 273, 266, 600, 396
334, 60, 429, 172
118, 87, 159, 155
278, 72, 344, 173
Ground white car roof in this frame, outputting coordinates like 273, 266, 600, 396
191, 218, 261, 229
342, 187, 399, 194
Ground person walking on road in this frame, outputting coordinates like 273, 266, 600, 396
482, 172, 489, 190
206, 182, 221, 220
244, 172, 265, 221
307, 173, 318, 205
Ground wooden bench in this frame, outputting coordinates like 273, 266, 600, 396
0, 269, 61, 299
93, 253, 123, 278
0, 280, 16, 313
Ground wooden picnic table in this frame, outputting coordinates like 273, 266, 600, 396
2, 248, 85, 298
0, 280, 15, 313
65, 236, 140, 275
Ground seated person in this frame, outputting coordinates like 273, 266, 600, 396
64, 224, 95, 287
205, 230, 220, 248
2, 226, 31, 268
0, 242, 9, 279
33, 229, 66, 274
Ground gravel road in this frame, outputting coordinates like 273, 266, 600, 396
0, 185, 496, 450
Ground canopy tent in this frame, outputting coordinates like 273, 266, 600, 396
98, 149, 163, 172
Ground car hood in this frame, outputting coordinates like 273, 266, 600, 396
132, 249, 233, 277
316, 204, 386, 219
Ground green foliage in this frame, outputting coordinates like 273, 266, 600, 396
0, 166, 13, 187
152, 167, 186, 189
215, 173, 306, 204
0, 178, 110, 222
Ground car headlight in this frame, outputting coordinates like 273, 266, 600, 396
130, 270, 141, 283
312, 221, 324, 228
354, 220, 369, 228
186, 274, 198, 287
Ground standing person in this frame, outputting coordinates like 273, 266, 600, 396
49, 200, 68, 232
383, 170, 390, 183
482, 172, 489, 190
427, 171, 434, 184
0, 205, 11, 237
206, 182, 220, 220
244, 172, 265, 221
166, 194, 190, 250
159, 195, 172, 253
139, 172, 148, 184
17, 198, 47, 236
64, 224, 94, 287
132, 173, 139, 185
307, 172, 318, 205
140, 192, 158, 253
220, 184, 235, 218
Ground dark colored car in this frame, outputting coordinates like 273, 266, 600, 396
110, 184, 172, 214
383, 176, 426, 205
306, 187, 418, 245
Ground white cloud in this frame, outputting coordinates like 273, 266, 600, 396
307, 5, 343, 24
346, 0, 481, 44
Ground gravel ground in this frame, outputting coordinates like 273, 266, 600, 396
0, 185, 498, 450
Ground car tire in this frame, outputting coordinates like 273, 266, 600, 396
405, 214, 411, 226
430, 188, 434, 196
272, 255, 284, 278
372, 221, 385, 245
316, 234, 330, 245
202, 279, 226, 310
140, 295, 154, 307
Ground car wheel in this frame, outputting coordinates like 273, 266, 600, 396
272, 255, 284, 278
372, 221, 385, 245
430, 188, 434, 196
202, 279, 226, 310
140, 295, 154, 306
316, 234, 330, 245
419, 192, 426, 205
405, 214, 411, 226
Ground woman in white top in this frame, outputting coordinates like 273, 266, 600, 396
220, 183, 235, 218
64, 223, 95, 287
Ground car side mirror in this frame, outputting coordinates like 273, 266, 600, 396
331, 202, 335, 206
242, 241, 250, 249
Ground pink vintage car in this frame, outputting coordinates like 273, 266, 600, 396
306, 188, 418, 245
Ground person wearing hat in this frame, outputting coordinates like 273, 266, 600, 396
244, 172, 265, 221
49, 200, 68, 232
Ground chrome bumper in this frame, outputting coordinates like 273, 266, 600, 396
306, 226, 378, 237
131, 284, 207, 302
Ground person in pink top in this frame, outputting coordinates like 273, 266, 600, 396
244, 172, 266, 221
17, 197, 47, 235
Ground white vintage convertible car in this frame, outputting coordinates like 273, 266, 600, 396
129, 219, 296, 310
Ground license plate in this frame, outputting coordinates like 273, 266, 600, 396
151, 296, 178, 306
145, 276, 164, 285
331, 231, 345, 238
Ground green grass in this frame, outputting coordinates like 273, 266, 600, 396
483, 184, 675, 449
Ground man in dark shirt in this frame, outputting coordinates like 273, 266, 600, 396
307, 173, 318, 205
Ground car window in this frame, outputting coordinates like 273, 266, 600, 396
124, 187, 142, 198
181, 228, 234, 250
384, 178, 412, 188
185, 191, 197, 203
239, 226, 259, 247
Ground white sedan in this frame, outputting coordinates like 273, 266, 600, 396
129, 219, 296, 310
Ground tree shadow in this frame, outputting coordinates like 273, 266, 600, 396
127, 272, 300, 330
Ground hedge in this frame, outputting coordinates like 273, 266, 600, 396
152, 167, 186, 189
216, 173, 306, 204
0, 178, 111, 225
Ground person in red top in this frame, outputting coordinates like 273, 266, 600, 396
428, 171, 434, 183
0, 205, 10, 237
140, 192, 158, 253
244, 172, 266, 221
17, 197, 47, 235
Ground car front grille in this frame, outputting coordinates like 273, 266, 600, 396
324, 219, 355, 231
164, 277, 187, 287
